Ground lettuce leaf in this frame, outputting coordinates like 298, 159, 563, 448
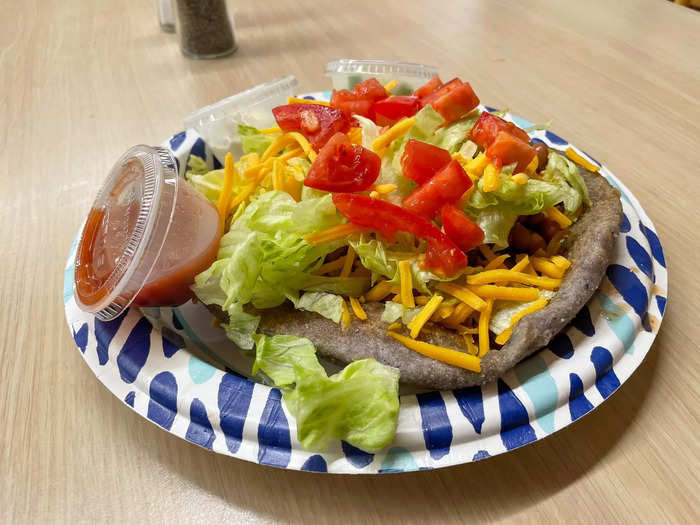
193, 191, 369, 330
238, 124, 273, 155
431, 114, 479, 153
489, 290, 556, 335
295, 292, 344, 323
252, 334, 400, 453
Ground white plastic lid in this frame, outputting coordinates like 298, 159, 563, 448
325, 59, 438, 79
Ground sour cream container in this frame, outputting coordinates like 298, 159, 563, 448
325, 59, 438, 94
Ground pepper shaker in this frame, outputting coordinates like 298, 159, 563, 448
175, 0, 237, 59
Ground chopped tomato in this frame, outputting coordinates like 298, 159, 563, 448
330, 78, 388, 120
422, 78, 480, 124
441, 204, 484, 252
468, 111, 530, 150
373, 96, 421, 126
413, 76, 443, 101
401, 139, 452, 185
402, 159, 472, 219
332, 193, 467, 275
485, 131, 537, 172
272, 104, 351, 151
304, 133, 381, 192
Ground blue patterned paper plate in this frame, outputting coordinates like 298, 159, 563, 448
64, 93, 667, 473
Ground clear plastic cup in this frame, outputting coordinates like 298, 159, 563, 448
325, 59, 438, 95
184, 76, 298, 162
74, 145, 221, 321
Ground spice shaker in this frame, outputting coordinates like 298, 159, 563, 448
156, 0, 175, 33
175, 0, 237, 59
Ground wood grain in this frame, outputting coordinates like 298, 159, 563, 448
1, 0, 699, 523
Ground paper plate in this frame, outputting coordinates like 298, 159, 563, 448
63, 92, 667, 473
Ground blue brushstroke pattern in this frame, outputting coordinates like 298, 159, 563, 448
416, 391, 453, 460
472, 450, 491, 461
620, 213, 631, 233
514, 355, 557, 434
190, 137, 206, 162
116, 317, 152, 383
484, 105, 497, 113
656, 296, 666, 315
626, 236, 654, 281
301, 455, 327, 472
212, 154, 223, 170
147, 371, 178, 430
63, 263, 75, 303
639, 221, 666, 268
378, 447, 419, 473
571, 305, 595, 336
342, 441, 374, 468
189, 355, 216, 384
452, 386, 485, 434
94, 309, 129, 366
257, 389, 291, 468
124, 391, 135, 407
497, 379, 537, 451
606, 264, 650, 331
596, 292, 637, 355
169, 131, 186, 151
72, 323, 88, 353
544, 130, 568, 145
161, 327, 184, 358
548, 332, 574, 359
568, 373, 593, 421
590, 346, 621, 399
217, 374, 254, 454
186, 398, 215, 450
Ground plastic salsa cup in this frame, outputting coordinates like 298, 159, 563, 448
73, 145, 222, 321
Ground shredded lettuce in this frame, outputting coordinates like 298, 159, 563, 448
431, 113, 479, 153
464, 152, 590, 248
238, 124, 273, 155
489, 290, 556, 335
380, 301, 422, 325
353, 115, 381, 149
193, 191, 370, 346
252, 334, 400, 452
295, 292, 344, 323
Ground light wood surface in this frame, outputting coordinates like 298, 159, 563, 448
2, 0, 699, 523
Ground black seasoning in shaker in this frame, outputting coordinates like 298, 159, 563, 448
175, 0, 237, 59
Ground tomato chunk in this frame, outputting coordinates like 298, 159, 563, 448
332, 193, 467, 276
441, 204, 484, 252
485, 131, 537, 172
402, 159, 472, 219
304, 133, 381, 192
373, 96, 422, 126
330, 78, 388, 120
413, 76, 443, 101
272, 104, 351, 151
468, 111, 530, 150
422, 78, 480, 124
401, 139, 452, 185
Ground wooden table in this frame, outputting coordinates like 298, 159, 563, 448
2, 0, 699, 522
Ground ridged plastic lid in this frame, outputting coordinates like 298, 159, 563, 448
73, 145, 179, 321
324, 59, 438, 79
183, 75, 298, 129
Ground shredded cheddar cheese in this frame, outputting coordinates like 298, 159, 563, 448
259, 126, 282, 134
349, 296, 367, 320
478, 244, 497, 262
565, 146, 600, 172
373, 184, 397, 194
467, 284, 540, 302
340, 298, 351, 331
485, 254, 510, 270
415, 295, 431, 305
365, 280, 394, 302
466, 152, 489, 177
387, 322, 402, 331
546, 229, 567, 257
467, 270, 562, 289
303, 223, 367, 245
398, 260, 415, 308
551, 255, 571, 270
443, 303, 474, 329
482, 162, 501, 192
372, 117, 415, 153
525, 155, 538, 174
433, 303, 455, 321
286, 96, 331, 106
347, 127, 362, 145
544, 206, 572, 228
530, 257, 566, 279
407, 295, 444, 338
387, 332, 481, 372
436, 282, 488, 312
340, 247, 356, 277
217, 153, 236, 231
511, 255, 531, 273
511, 172, 529, 185
494, 296, 549, 345
478, 299, 494, 357
464, 334, 479, 356
315, 257, 346, 275
272, 159, 284, 191
383, 79, 399, 93
369, 191, 380, 199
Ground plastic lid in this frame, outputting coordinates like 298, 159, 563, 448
183, 75, 298, 130
73, 145, 179, 321
324, 59, 438, 79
